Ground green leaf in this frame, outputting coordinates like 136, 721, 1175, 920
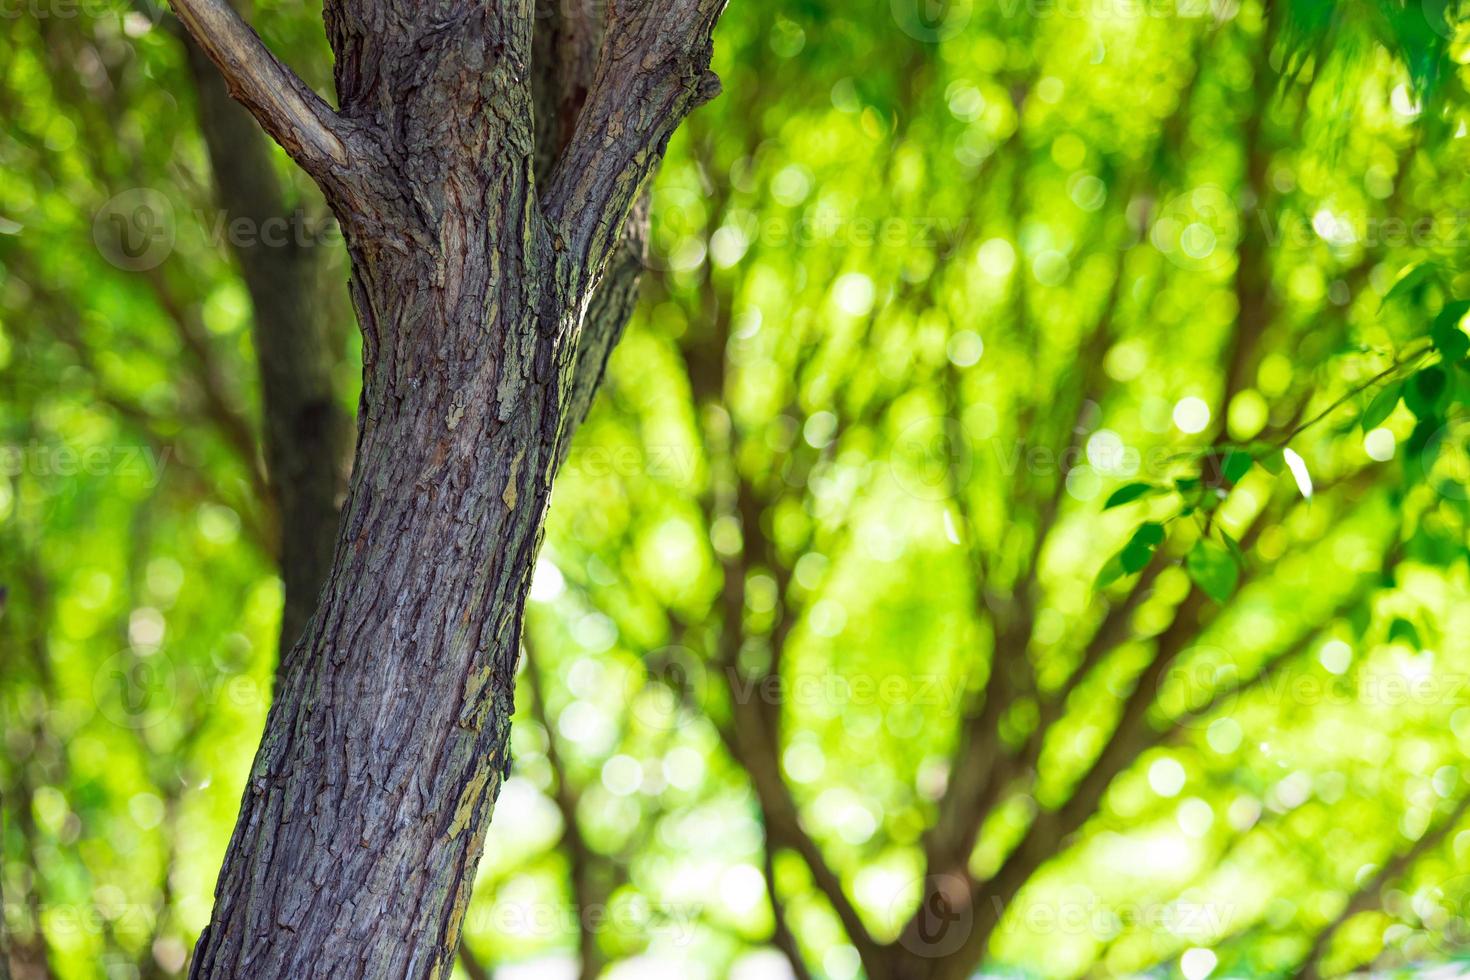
1120, 522, 1165, 573
1382, 0, 1453, 97
1431, 301, 1470, 363
1186, 539, 1240, 603
1097, 522, 1166, 588
1381, 261, 1438, 310
1175, 476, 1206, 515
1103, 482, 1159, 510
1435, 329, 1469, 364
1255, 448, 1286, 475
1388, 617, 1422, 649
1360, 381, 1402, 431
1404, 418, 1440, 481
1221, 449, 1253, 484
1096, 554, 1126, 589
1406, 523, 1461, 567
1404, 366, 1448, 420
1133, 522, 1165, 547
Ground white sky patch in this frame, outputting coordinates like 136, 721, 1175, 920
977, 237, 1016, 277
833, 272, 875, 315
529, 558, 565, 602
1282, 448, 1313, 499
601, 754, 642, 796
1391, 83, 1421, 118
947, 330, 984, 367
1312, 208, 1355, 245
1181, 947, 1218, 980
943, 509, 962, 545
1149, 757, 1187, 798
1319, 640, 1353, 675
1177, 798, 1215, 838
500, 955, 579, 980
1066, 464, 1101, 501
1364, 427, 1396, 462
1173, 396, 1210, 434
719, 864, 765, 916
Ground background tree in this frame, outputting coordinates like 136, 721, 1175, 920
166, 0, 731, 975
5, 0, 730, 974
471, 3, 1470, 978
6, 0, 1470, 978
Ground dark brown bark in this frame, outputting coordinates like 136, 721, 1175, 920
172, 1, 724, 976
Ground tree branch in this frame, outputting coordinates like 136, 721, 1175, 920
1299, 792, 1470, 980
925, 233, 1131, 878
762, 828, 815, 980
458, 942, 493, 980
542, 0, 726, 276
1042, 485, 1388, 859
140, 266, 270, 505
931, 488, 1399, 978
178, 24, 352, 658
523, 632, 603, 980
169, 0, 352, 183
681, 317, 885, 967
1154, 546, 1399, 747
558, 200, 651, 458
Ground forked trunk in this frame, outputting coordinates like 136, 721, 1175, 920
172, 1, 723, 973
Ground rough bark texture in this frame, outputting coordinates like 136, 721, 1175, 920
173, 0, 724, 976
181, 30, 352, 657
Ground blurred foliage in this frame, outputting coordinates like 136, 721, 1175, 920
7, 0, 1470, 978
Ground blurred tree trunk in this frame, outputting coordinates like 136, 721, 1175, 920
179, 31, 351, 659
172, 0, 724, 975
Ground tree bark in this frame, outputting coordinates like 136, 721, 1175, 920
172, 0, 724, 975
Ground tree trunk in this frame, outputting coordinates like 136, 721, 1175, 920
190, 247, 560, 975
171, 0, 724, 975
